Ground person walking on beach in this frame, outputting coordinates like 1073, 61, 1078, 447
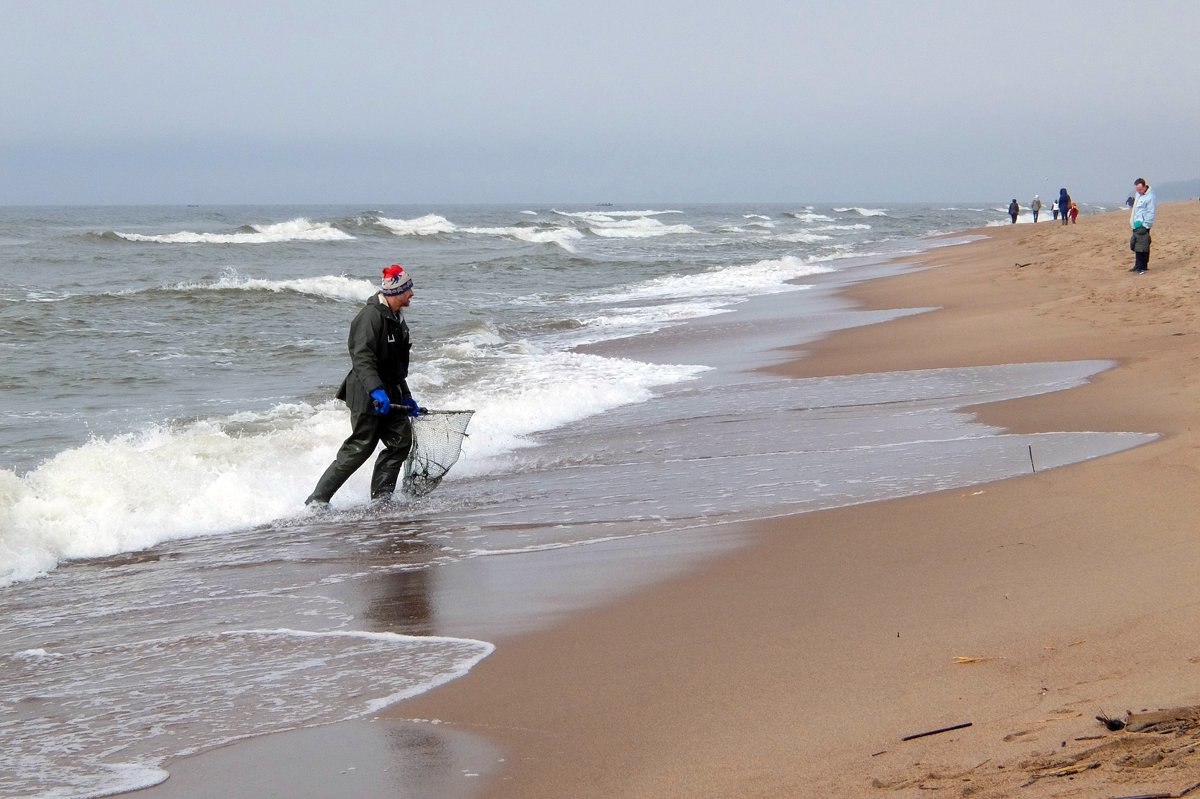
1051, 200, 1059, 221
306, 264, 423, 506
1129, 177, 1157, 273
1068, 200, 1079, 224
1057, 188, 1072, 226
1008, 199, 1020, 224
1030, 195, 1042, 223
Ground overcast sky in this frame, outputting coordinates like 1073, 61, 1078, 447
3, 0, 1197, 205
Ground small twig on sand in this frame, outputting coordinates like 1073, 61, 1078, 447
901, 722, 972, 741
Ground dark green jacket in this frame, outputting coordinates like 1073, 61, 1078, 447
1130, 226, 1151, 253
335, 294, 412, 414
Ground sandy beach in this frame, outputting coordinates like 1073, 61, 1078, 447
126, 201, 1200, 799
393, 202, 1200, 798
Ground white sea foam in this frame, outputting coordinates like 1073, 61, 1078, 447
375, 213, 584, 250
573, 301, 735, 344
775, 231, 835, 244
834, 207, 889, 217
114, 218, 353, 244
178, 268, 375, 302
432, 349, 709, 476
785, 209, 834, 223
461, 224, 584, 250
0, 628, 493, 798
376, 213, 457, 236
0, 342, 707, 585
551, 209, 683, 222
585, 217, 697, 238
591, 255, 833, 305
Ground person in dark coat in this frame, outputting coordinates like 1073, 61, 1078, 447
1057, 188, 1072, 226
1008, 199, 1020, 224
306, 264, 422, 506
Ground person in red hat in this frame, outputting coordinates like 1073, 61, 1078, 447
306, 264, 422, 506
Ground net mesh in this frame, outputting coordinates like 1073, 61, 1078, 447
402, 410, 475, 497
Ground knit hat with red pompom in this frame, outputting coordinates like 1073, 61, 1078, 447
380, 264, 414, 296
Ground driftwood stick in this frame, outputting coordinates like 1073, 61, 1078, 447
1177, 778, 1200, 796
1045, 761, 1100, 778
901, 721, 972, 741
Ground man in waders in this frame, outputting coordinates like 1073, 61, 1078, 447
306, 264, 422, 506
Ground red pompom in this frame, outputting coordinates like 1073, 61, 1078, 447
382, 264, 404, 279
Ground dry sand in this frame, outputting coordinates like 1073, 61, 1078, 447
396, 201, 1200, 798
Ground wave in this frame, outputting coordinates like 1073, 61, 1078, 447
109, 217, 354, 244
375, 213, 457, 236
198, 269, 375, 302
535, 254, 841, 348
44, 270, 373, 305
462, 225, 584, 250
785, 210, 835, 223
0, 341, 708, 586
546, 208, 695, 239
371, 209, 702, 248
2, 626, 494, 799
586, 217, 697, 239
774, 231, 835, 244
834, 207, 889, 217
551, 209, 683, 222
572, 300, 736, 344
583, 255, 833, 306
814, 223, 873, 231
376, 213, 583, 251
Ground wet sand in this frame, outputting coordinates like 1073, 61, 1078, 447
397, 201, 1200, 798
133, 202, 1200, 798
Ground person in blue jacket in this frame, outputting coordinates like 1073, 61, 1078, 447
306, 264, 423, 506
1057, 188, 1072, 226
1128, 178, 1157, 273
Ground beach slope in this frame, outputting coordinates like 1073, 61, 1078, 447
397, 202, 1200, 798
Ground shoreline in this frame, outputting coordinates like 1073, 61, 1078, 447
130, 202, 1200, 798
395, 202, 1200, 798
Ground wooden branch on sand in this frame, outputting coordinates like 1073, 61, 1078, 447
901, 721, 972, 741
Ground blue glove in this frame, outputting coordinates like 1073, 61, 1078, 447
400, 396, 422, 417
370, 388, 391, 414
1133, 220, 1144, 229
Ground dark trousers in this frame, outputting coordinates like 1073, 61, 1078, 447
307, 410, 413, 503
1134, 250, 1150, 271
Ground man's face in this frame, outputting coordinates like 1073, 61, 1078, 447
385, 289, 412, 311
1135, 182, 1147, 195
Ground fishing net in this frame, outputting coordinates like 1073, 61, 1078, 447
402, 410, 475, 497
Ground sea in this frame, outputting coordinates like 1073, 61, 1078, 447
0, 201, 1150, 797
